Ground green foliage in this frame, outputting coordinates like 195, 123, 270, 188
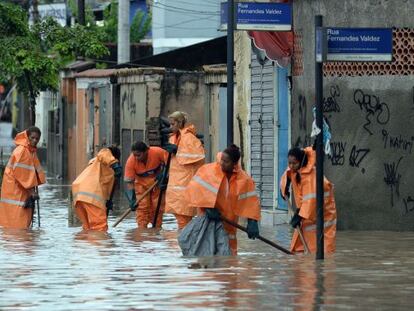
0, 2, 109, 96
101, 0, 118, 43
131, 11, 152, 43
101, 0, 152, 43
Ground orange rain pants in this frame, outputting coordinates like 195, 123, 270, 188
72, 148, 119, 232
75, 202, 108, 231
124, 147, 168, 228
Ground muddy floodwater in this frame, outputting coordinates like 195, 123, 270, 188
0, 182, 413, 310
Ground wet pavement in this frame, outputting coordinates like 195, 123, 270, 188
0, 181, 413, 310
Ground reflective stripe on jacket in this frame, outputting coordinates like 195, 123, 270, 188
280, 147, 337, 254
72, 148, 118, 210
124, 147, 168, 191
165, 124, 205, 216
186, 153, 261, 222
0, 131, 46, 229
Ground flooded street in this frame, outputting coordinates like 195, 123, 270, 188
0, 181, 413, 310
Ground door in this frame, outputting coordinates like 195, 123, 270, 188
276, 67, 290, 210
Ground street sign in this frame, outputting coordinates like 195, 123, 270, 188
220, 2, 292, 31
325, 28, 393, 62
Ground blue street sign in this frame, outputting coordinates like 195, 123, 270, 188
326, 28, 393, 61
220, 2, 292, 31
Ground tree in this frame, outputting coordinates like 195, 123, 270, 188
101, 0, 152, 43
0, 2, 109, 125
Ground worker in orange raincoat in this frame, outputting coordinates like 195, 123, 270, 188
124, 141, 170, 228
280, 146, 337, 254
185, 144, 261, 255
164, 111, 205, 230
72, 146, 122, 231
0, 126, 46, 229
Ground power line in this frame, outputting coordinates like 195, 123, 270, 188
150, 4, 218, 17
165, 0, 219, 9
152, 2, 219, 15
152, 15, 218, 30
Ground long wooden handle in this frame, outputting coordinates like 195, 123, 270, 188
113, 181, 158, 228
220, 216, 293, 255
287, 200, 310, 254
152, 152, 173, 227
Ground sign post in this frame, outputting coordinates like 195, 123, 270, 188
227, 0, 235, 146
315, 15, 325, 261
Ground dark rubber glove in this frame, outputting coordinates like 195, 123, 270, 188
23, 196, 35, 209
205, 208, 221, 221
106, 200, 113, 211
246, 219, 260, 239
125, 189, 137, 211
290, 211, 303, 228
284, 177, 291, 199
111, 162, 123, 178
163, 143, 178, 154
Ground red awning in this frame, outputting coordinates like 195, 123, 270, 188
248, 31, 293, 67
247, 0, 293, 67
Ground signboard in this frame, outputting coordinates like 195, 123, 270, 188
220, 2, 292, 31
325, 28, 393, 62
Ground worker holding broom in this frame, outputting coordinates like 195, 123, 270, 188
124, 141, 174, 228
72, 146, 122, 232
0, 126, 46, 229
185, 144, 261, 255
280, 146, 337, 254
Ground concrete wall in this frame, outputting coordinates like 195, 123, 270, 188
160, 72, 206, 138
235, 31, 252, 171
292, 0, 414, 230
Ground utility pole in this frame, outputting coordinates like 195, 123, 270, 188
226, 0, 234, 146
78, 0, 85, 25
32, 0, 39, 23
118, 0, 130, 64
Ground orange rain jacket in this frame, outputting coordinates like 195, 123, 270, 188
165, 124, 205, 217
186, 153, 261, 253
72, 148, 119, 230
280, 147, 337, 254
124, 146, 168, 228
0, 131, 46, 229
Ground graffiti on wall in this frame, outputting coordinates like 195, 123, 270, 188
353, 89, 390, 135
323, 85, 341, 113
383, 157, 403, 207
329, 141, 346, 166
382, 129, 414, 154
295, 84, 413, 217
121, 86, 137, 119
294, 94, 312, 147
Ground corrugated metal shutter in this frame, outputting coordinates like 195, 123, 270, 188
250, 54, 275, 210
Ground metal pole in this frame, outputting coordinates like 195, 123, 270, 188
227, 0, 234, 146
118, 0, 130, 64
77, 0, 85, 25
315, 15, 324, 260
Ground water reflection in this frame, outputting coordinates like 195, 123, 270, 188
0, 181, 413, 310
